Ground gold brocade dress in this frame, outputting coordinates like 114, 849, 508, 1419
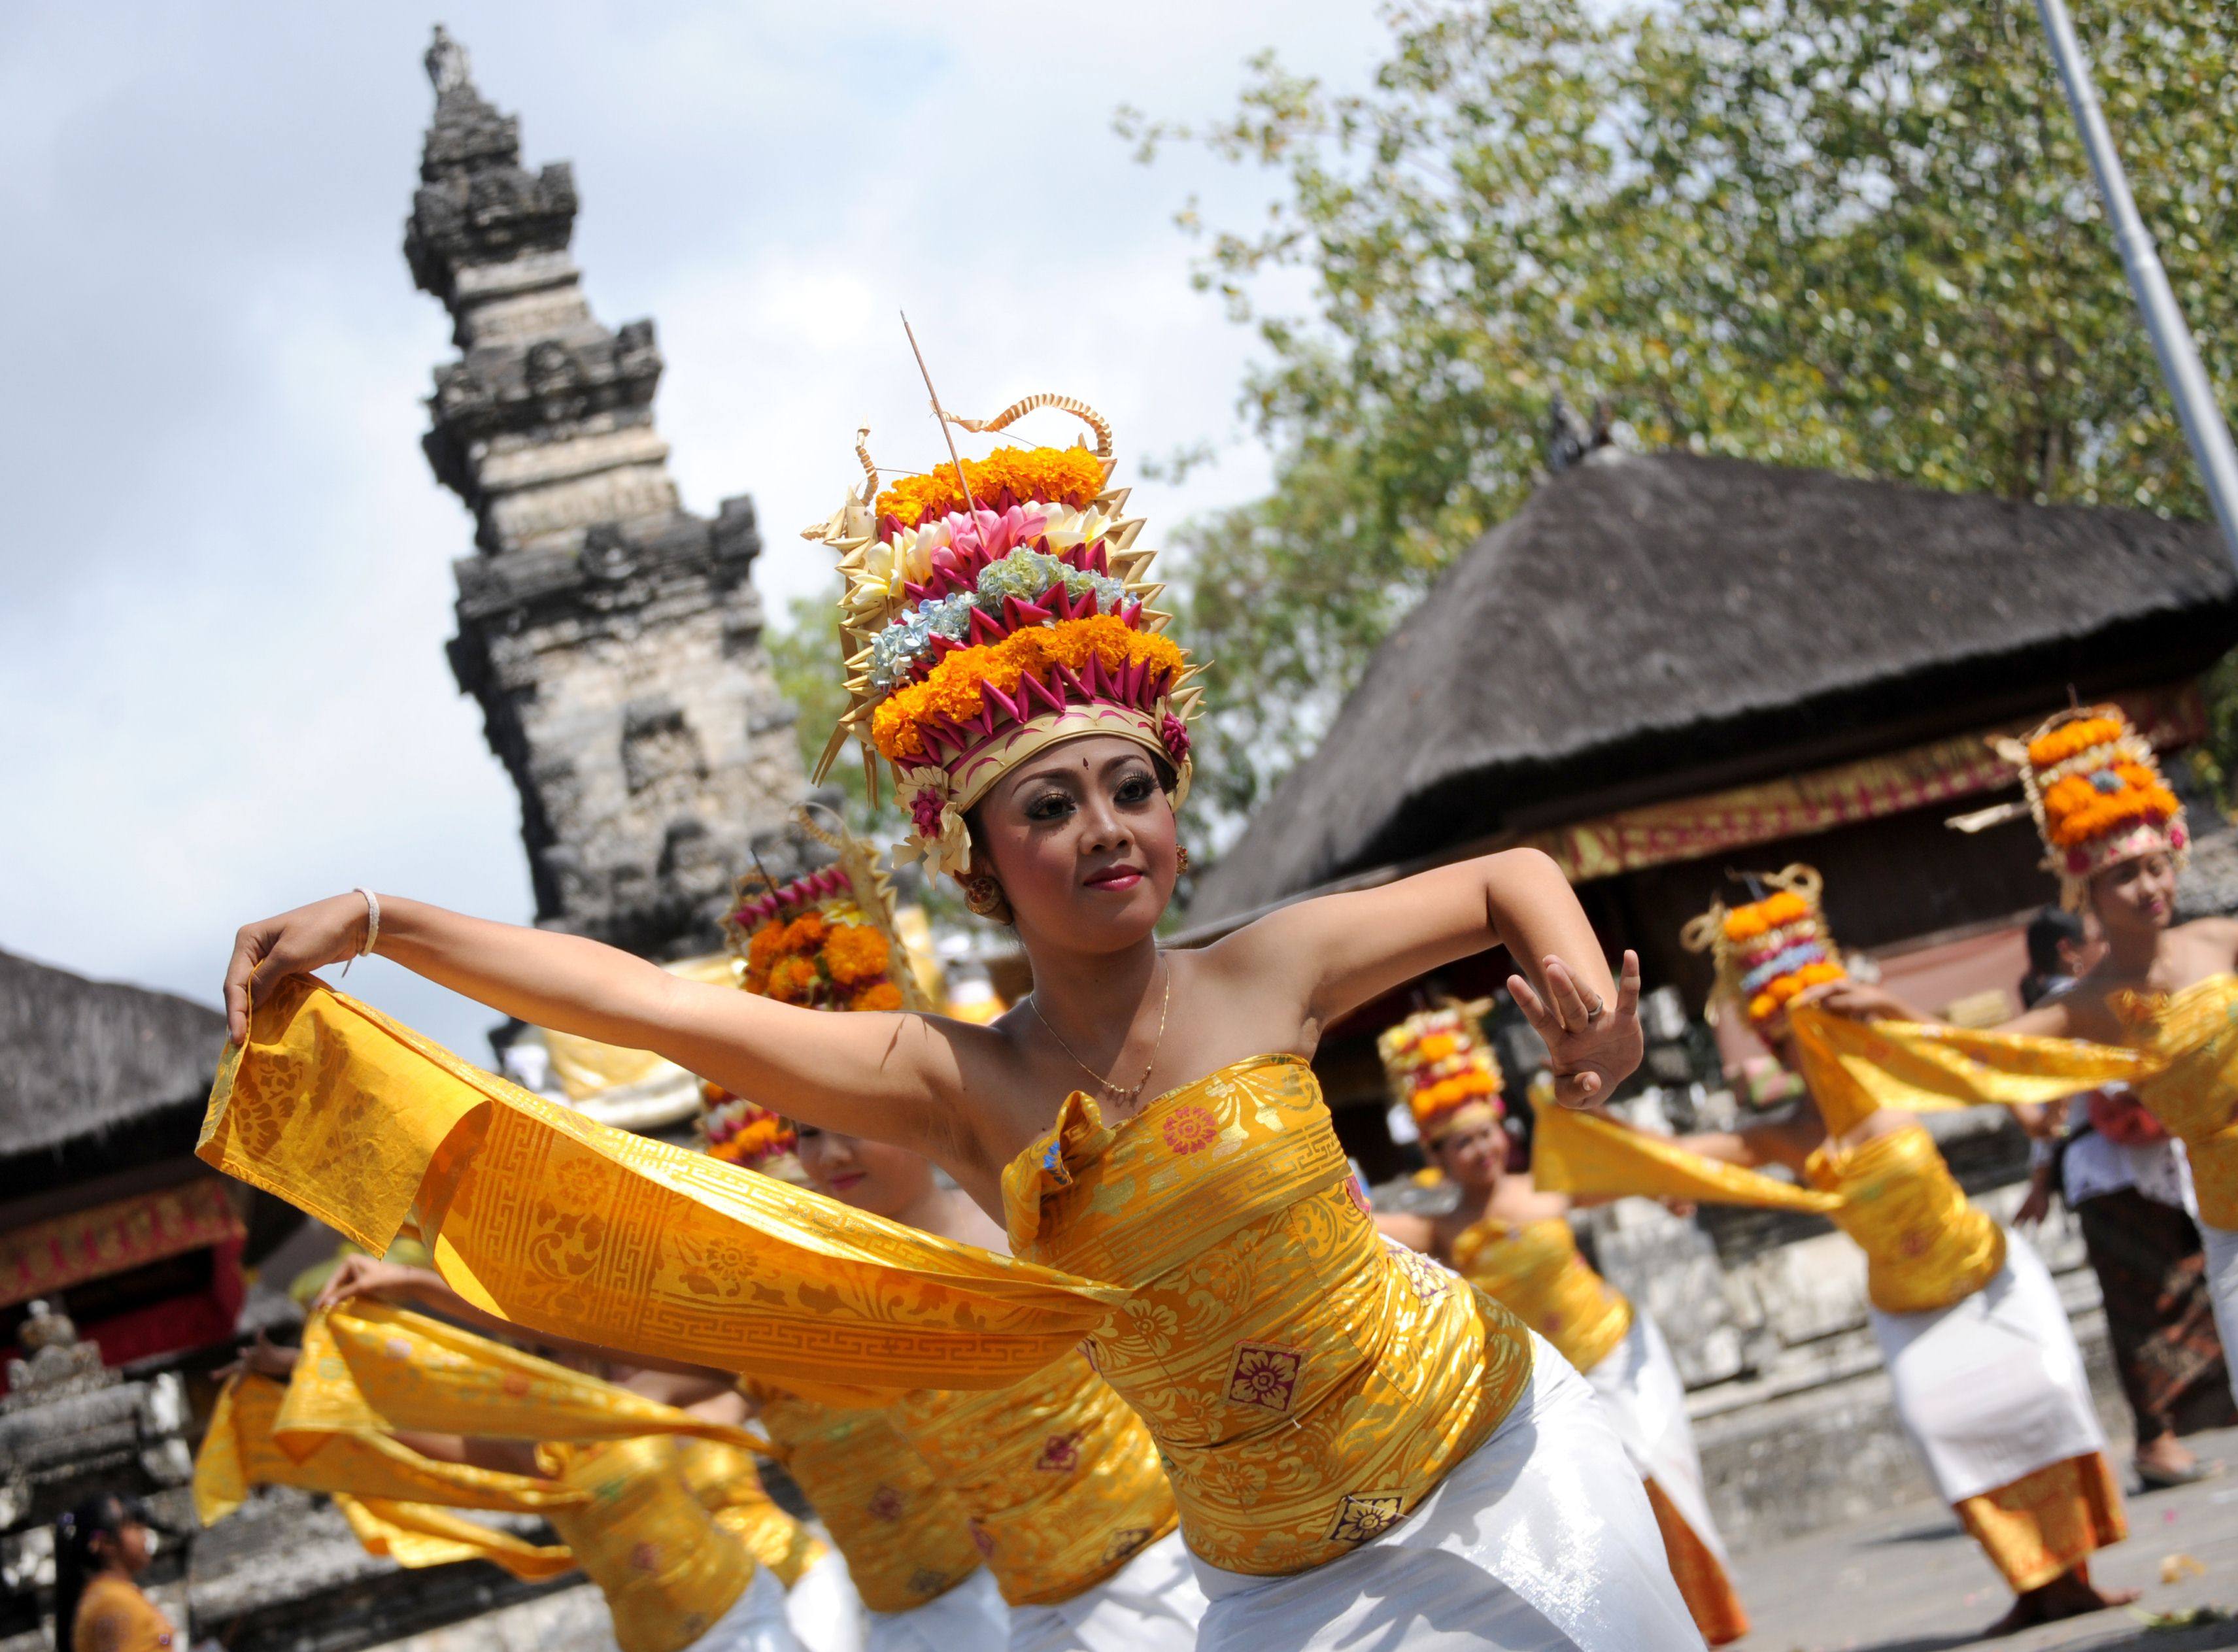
1804, 1125, 2005, 1315
71, 1576, 176, 1652
1002, 1055, 1534, 1577
746, 1383, 983, 1615
893, 1349, 1178, 1606
1806, 1124, 2124, 1591
1448, 1217, 1632, 1375
673, 1438, 827, 1589
2111, 974, 2238, 1230
537, 1437, 756, 1652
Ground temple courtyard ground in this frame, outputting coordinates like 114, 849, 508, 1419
1731, 1423, 2238, 1650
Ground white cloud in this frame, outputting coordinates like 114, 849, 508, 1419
0, 1, 1383, 1055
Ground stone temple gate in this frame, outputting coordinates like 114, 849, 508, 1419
407, 26, 808, 960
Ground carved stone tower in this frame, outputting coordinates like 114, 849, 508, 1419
406, 28, 807, 957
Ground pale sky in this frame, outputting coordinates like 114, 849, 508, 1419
0, 2, 1388, 1054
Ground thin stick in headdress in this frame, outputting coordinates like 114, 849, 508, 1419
899, 311, 977, 520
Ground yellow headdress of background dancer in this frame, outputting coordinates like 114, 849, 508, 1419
1987, 703, 2188, 909
1378, 1000, 1504, 1144
804, 396, 1200, 877
1682, 865, 1847, 1034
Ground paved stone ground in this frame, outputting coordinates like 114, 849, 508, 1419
1729, 1425, 2238, 1651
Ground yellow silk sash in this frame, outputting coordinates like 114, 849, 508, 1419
745, 1383, 983, 1614
537, 1437, 754, 1652
674, 1438, 827, 1588
1805, 1125, 2005, 1314
1786, 1004, 2149, 1136
334, 1496, 579, 1580
1448, 1217, 1633, 1374
194, 1374, 581, 1579
281, 1302, 766, 1453
1001, 1055, 1534, 1577
894, 1350, 1178, 1607
1530, 1105, 1842, 1213
199, 979, 1123, 1390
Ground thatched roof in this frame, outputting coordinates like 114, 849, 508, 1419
0, 948, 228, 1159
1190, 449, 2237, 924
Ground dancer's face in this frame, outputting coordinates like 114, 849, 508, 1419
93, 1519, 152, 1575
972, 735, 1177, 951
2090, 851, 2176, 941
1432, 1114, 1508, 1190
794, 1124, 936, 1219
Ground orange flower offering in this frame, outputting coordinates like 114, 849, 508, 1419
2004, 705, 2188, 900
806, 394, 1201, 878
700, 1086, 798, 1170
1379, 1002, 1505, 1143
1685, 865, 1847, 1033
874, 445, 1108, 535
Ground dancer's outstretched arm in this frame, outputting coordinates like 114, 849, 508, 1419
1217, 849, 1642, 1105
223, 893, 978, 1156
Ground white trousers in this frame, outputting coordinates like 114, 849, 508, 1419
1187, 1338, 1704, 1651
1005, 1528, 1206, 1652
863, 1567, 1009, 1652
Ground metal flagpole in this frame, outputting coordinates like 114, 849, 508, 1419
2033, 0, 2238, 567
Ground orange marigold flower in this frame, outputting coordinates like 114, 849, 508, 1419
822, 922, 892, 986
875, 446, 1106, 532
870, 616, 1187, 762
781, 911, 830, 952
746, 922, 788, 973
764, 955, 822, 1004
850, 981, 904, 1013
2027, 716, 2123, 769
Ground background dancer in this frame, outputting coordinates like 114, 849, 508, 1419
1373, 1002, 1748, 1645
1824, 705, 2238, 1416
2010, 907, 2231, 1486
214, 396, 1699, 1651
1675, 868, 2133, 1636
202, 1311, 815, 1652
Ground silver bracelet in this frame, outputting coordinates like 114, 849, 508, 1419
340, 888, 381, 977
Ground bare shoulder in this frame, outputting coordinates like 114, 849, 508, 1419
2176, 914, 2238, 966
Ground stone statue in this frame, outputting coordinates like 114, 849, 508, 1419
425, 25, 473, 95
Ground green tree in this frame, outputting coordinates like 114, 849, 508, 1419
1128, 0, 2237, 831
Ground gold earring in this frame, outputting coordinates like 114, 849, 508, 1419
963, 873, 1008, 919
1176, 844, 1190, 877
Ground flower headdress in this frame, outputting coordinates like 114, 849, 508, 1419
1378, 1000, 1504, 1144
1682, 864, 1846, 1032
1968, 705, 2188, 909
803, 395, 1200, 877
700, 805, 931, 1173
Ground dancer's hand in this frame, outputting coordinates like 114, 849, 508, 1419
224, 894, 375, 1042
1511, 951, 1642, 1109
1806, 979, 1922, 1023
214, 1331, 299, 1383
314, 1253, 426, 1312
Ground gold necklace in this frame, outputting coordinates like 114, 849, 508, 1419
1028, 954, 1172, 1111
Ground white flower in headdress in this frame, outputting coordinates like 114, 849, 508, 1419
894, 766, 973, 877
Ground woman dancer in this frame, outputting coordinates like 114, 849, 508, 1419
214, 397, 1697, 1651
1676, 868, 2132, 1633
1819, 705, 2238, 1409
52, 1496, 175, 1652
203, 1305, 813, 1652
1374, 1002, 1748, 1645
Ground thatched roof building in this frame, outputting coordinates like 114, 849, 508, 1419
0, 948, 227, 1168
1191, 448, 2237, 928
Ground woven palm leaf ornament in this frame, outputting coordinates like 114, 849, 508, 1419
802, 392, 1202, 877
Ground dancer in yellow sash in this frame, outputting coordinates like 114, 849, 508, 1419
714, 833, 1204, 1651
1816, 705, 2238, 1413
197, 1304, 813, 1652
1672, 867, 2132, 1632
214, 395, 1699, 1651
1373, 1002, 1752, 1644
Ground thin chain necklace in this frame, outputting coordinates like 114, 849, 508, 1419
1028, 953, 1172, 1113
